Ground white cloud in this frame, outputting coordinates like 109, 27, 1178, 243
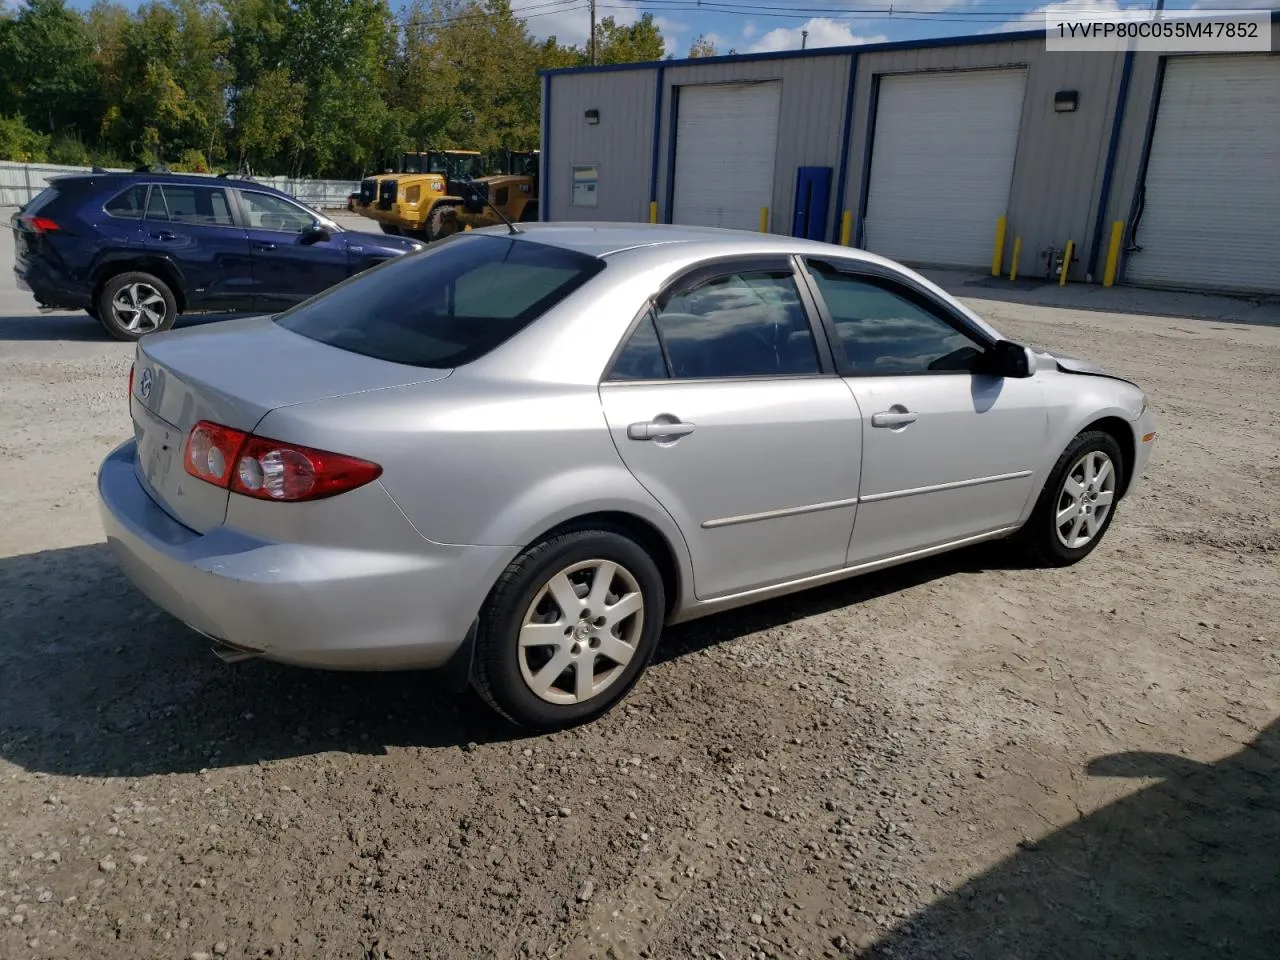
747, 17, 888, 53
742, 20, 758, 40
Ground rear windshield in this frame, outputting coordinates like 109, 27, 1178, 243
274, 234, 606, 368
21, 186, 58, 215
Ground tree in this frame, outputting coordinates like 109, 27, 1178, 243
594, 13, 664, 65
0, 0, 102, 137
688, 34, 717, 58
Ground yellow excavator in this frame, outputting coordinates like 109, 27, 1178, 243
353, 150, 486, 238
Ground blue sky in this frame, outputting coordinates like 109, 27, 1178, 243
46, 0, 1277, 58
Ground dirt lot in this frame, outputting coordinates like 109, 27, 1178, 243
2, 218, 1278, 960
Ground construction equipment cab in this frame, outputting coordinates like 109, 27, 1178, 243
353, 150, 485, 238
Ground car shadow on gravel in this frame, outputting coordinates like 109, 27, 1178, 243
0, 539, 1018, 779
859, 717, 1280, 960
0, 311, 253, 342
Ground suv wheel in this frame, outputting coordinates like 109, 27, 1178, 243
428, 204, 459, 242
98, 272, 178, 342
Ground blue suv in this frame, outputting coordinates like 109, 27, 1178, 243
11, 170, 424, 341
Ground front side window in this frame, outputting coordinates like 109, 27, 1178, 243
807, 263, 985, 375
104, 184, 147, 220
650, 271, 821, 379
275, 234, 605, 368
143, 185, 234, 227
241, 191, 316, 233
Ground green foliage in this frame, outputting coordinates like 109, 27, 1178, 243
0, 115, 51, 162
0, 0, 667, 177
688, 34, 718, 58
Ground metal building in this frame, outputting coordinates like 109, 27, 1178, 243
539, 20, 1280, 294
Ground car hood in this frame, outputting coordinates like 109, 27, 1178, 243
1033, 347, 1139, 387
347, 231, 424, 256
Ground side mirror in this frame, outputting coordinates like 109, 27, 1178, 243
988, 339, 1033, 378
300, 223, 330, 245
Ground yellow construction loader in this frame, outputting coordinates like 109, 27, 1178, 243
353, 150, 486, 238
433, 150, 540, 239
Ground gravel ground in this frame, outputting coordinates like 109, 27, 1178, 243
2, 215, 1278, 960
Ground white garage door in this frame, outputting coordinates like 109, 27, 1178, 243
672, 81, 782, 232
1124, 55, 1280, 294
864, 69, 1027, 268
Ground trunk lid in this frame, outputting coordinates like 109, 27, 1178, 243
131, 315, 451, 533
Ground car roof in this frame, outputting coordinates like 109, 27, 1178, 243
477, 221, 890, 264
50, 171, 289, 195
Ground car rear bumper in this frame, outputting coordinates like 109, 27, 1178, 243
97, 439, 515, 671
13, 260, 92, 310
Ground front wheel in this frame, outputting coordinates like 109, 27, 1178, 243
1017, 429, 1124, 567
428, 204, 459, 242
472, 529, 665, 730
97, 272, 178, 342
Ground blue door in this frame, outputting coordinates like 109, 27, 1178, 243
236, 189, 352, 310
791, 167, 833, 242
141, 183, 255, 310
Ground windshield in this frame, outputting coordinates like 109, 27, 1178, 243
399, 153, 428, 174
274, 235, 606, 368
427, 152, 484, 179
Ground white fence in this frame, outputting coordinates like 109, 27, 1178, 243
0, 160, 359, 209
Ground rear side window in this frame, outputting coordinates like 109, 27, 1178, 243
104, 185, 147, 219
275, 235, 606, 368
143, 185, 234, 226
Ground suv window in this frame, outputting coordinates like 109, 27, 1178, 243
104, 184, 147, 220
648, 270, 820, 379
807, 264, 985, 375
275, 234, 606, 368
143, 184, 234, 227
241, 191, 316, 233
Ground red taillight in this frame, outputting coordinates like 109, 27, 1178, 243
20, 214, 59, 233
182, 420, 381, 502
184, 421, 247, 487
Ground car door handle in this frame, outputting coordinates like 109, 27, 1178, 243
149, 231, 175, 241
252, 242, 277, 252
871, 409, 918, 429
627, 419, 696, 441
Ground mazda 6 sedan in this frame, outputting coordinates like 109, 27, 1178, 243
99, 222, 1158, 730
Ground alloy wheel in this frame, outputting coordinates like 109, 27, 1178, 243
1055, 450, 1117, 549
111, 282, 167, 334
517, 559, 645, 705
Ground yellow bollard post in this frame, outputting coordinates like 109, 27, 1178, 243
759, 207, 769, 233
991, 216, 1007, 277
1102, 220, 1124, 287
1059, 239, 1074, 287
840, 210, 853, 246
648, 201, 658, 224
1009, 237, 1022, 282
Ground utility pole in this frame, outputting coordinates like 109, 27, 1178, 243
586, 0, 596, 65
801, 29, 808, 49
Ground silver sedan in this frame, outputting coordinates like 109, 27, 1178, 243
98, 223, 1158, 729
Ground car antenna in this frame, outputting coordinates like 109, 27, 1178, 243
461, 176, 521, 235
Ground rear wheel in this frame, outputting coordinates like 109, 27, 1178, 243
472, 529, 665, 731
1017, 429, 1124, 567
518, 200, 539, 223
379, 223, 401, 236
97, 272, 178, 342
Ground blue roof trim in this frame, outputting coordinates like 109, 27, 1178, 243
539, 27, 1047, 77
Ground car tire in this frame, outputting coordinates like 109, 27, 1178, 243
1017, 429, 1125, 568
472, 529, 665, 731
85, 305, 99, 320
428, 204, 459, 242
97, 271, 178, 342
